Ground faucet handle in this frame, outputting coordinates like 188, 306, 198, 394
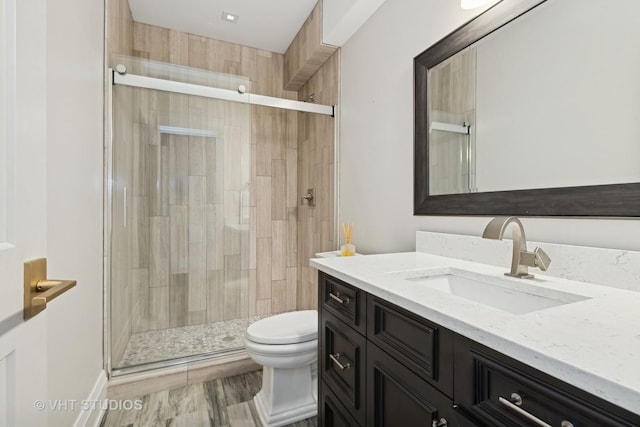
533, 247, 551, 271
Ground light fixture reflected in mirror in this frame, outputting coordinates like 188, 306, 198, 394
460, 0, 493, 10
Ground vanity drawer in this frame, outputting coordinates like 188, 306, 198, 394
367, 295, 454, 397
320, 310, 366, 425
454, 335, 640, 427
320, 272, 366, 335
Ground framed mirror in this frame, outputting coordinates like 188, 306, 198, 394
414, 0, 640, 216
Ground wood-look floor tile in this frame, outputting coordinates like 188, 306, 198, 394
289, 418, 318, 427
220, 370, 262, 406
132, 391, 169, 426
203, 379, 229, 426
103, 370, 316, 427
227, 402, 257, 427
165, 411, 211, 427
100, 407, 124, 427
167, 383, 209, 418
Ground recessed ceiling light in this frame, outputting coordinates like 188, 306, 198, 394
222, 11, 239, 23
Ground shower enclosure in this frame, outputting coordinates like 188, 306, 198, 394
106, 58, 333, 375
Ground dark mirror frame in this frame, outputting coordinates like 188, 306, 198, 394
414, 0, 640, 217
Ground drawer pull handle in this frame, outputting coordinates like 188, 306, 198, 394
329, 291, 350, 304
329, 353, 351, 370
432, 418, 448, 427
499, 394, 552, 427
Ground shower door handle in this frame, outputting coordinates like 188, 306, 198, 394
123, 186, 127, 228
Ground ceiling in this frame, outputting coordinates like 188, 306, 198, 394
127, 0, 319, 54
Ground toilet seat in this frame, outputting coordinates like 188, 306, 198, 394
247, 310, 317, 345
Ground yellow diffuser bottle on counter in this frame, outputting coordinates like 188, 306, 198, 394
341, 222, 356, 256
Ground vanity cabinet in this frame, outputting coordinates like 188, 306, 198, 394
318, 272, 454, 427
318, 272, 640, 427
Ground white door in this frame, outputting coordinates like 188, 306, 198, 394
0, 0, 50, 425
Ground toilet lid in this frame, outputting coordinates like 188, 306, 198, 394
247, 310, 318, 345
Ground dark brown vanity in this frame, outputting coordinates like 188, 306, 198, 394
317, 271, 640, 427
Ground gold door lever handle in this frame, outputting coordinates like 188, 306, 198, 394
24, 259, 76, 319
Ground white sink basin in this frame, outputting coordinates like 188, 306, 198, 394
404, 270, 590, 315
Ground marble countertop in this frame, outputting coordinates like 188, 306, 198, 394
310, 252, 640, 415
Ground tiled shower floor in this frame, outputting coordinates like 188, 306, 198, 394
118, 315, 267, 368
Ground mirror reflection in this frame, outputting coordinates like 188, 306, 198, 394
427, 0, 640, 196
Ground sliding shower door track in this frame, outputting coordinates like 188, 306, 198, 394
111, 67, 335, 116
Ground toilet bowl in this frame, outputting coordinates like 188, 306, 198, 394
245, 310, 318, 427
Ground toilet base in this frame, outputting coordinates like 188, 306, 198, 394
253, 365, 317, 427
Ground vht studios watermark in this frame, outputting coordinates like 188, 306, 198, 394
34, 399, 143, 411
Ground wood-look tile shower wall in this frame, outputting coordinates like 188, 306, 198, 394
297, 52, 339, 310
130, 22, 300, 323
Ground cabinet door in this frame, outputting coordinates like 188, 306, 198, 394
320, 381, 362, 427
321, 310, 367, 425
367, 342, 454, 427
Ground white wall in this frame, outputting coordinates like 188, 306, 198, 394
323, 0, 388, 47
46, 0, 105, 425
339, 0, 640, 254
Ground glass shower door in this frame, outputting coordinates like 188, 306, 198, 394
109, 79, 252, 373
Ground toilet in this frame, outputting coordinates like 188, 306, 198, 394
245, 310, 318, 427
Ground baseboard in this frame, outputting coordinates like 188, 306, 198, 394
73, 370, 108, 427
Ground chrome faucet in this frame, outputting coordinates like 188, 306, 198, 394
482, 216, 551, 279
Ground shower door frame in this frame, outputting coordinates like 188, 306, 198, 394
104, 67, 336, 378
